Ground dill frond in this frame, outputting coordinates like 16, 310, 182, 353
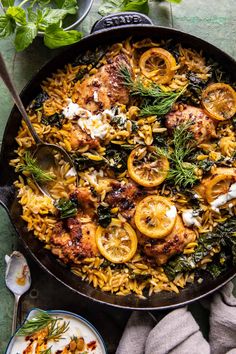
16, 309, 69, 341
167, 122, 198, 188
119, 64, 186, 117
16, 310, 54, 336
19, 151, 56, 182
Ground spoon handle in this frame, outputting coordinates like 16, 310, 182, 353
0, 53, 42, 145
12, 294, 21, 335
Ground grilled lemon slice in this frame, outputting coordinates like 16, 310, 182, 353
127, 146, 169, 187
134, 196, 177, 238
96, 219, 138, 263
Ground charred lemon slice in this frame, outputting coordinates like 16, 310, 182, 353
202, 83, 236, 121
139, 47, 177, 84
127, 146, 169, 187
96, 219, 137, 263
206, 174, 236, 204
134, 196, 177, 238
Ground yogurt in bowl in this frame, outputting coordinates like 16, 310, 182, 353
5, 308, 107, 354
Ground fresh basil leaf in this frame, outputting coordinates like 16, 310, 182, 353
122, 0, 149, 14
41, 8, 69, 25
98, 0, 124, 16
14, 22, 37, 51
54, 0, 78, 14
27, 8, 43, 24
44, 23, 82, 49
0, 14, 15, 38
6, 6, 26, 25
1, 0, 15, 7
98, 0, 149, 16
166, 0, 182, 3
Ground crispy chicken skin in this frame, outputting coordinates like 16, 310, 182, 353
165, 104, 217, 144
73, 54, 130, 113
51, 218, 98, 263
105, 181, 146, 226
70, 126, 100, 151
141, 215, 195, 266
50, 187, 99, 263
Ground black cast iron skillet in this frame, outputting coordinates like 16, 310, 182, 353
0, 12, 236, 310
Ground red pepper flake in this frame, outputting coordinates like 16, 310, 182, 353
87, 340, 97, 350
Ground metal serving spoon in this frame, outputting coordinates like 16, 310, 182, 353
0, 53, 77, 198
5, 251, 31, 335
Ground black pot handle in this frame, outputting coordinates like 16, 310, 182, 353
91, 12, 153, 33
0, 186, 15, 214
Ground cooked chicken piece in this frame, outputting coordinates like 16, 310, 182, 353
165, 104, 217, 144
105, 181, 146, 226
141, 215, 195, 265
51, 216, 99, 263
73, 54, 130, 113
70, 126, 100, 151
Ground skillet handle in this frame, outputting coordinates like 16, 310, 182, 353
0, 185, 14, 214
91, 12, 153, 33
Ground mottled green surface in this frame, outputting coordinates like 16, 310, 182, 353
0, 0, 236, 352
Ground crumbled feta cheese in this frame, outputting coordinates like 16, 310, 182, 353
165, 205, 177, 219
182, 209, 200, 227
78, 114, 110, 139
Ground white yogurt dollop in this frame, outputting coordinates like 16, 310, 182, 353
182, 209, 200, 227
165, 205, 177, 219
210, 182, 236, 212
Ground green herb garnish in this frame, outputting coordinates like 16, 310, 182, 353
97, 205, 112, 228
16, 310, 69, 340
119, 65, 186, 117
40, 347, 52, 354
165, 122, 198, 188
0, 0, 82, 51
55, 198, 78, 219
16, 310, 54, 336
98, 0, 182, 16
20, 152, 56, 183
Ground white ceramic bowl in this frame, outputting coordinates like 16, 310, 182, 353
5, 308, 107, 354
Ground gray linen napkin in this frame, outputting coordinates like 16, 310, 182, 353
116, 282, 236, 354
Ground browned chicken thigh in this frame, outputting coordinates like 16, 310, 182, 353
141, 215, 196, 265
73, 54, 131, 113
165, 104, 217, 144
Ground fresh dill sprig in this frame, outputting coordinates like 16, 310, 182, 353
140, 88, 185, 116
119, 64, 186, 117
16, 310, 54, 336
40, 347, 52, 354
168, 122, 198, 188
19, 151, 56, 183
155, 122, 198, 188
47, 318, 69, 341
16, 310, 69, 341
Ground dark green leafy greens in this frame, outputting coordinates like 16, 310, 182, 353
55, 198, 78, 219
165, 217, 236, 280
97, 205, 112, 228
0, 0, 82, 51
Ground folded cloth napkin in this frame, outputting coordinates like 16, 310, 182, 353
116, 282, 236, 354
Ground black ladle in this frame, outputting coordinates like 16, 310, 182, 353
0, 53, 77, 198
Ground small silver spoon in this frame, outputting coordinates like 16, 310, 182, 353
0, 53, 77, 198
5, 251, 31, 335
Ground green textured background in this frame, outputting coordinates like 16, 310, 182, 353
0, 0, 236, 352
